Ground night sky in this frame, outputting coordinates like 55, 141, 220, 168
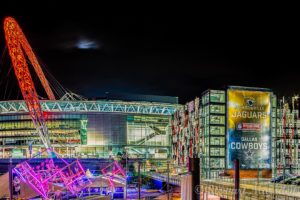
0, 3, 299, 103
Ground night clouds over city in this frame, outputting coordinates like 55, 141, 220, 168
0, 3, 298, 102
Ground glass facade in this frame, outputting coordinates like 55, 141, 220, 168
0, 105, 173, 159
126, 115, 170, 159
201, 90, 226, 179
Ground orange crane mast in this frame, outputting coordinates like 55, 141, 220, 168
3, 17, 55, 152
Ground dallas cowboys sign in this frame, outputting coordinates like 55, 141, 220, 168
227, 87, 272, 169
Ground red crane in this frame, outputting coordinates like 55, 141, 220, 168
3, 17, 55, 152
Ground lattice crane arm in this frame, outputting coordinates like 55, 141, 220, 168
3, 17, 54, 151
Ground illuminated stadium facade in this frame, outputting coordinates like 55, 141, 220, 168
0, 98, 178, 159
0, 17, 180, 166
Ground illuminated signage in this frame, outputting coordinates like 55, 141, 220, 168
227, 88, 271, 169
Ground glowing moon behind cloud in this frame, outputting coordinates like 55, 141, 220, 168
76, 38, 99, 49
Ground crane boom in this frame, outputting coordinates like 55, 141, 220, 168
3, 17, 54, 151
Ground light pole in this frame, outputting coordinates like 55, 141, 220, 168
167, 160, 170, 200
273, 174, 276, 200
273, 129, 277, 200
9, 157, 13, 200
138, 161, 141, 200
28, 141, 33, 159
234, 159, 240, 200
124, 147, 128, 200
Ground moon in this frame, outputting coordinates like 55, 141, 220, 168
76, 38, 99, 49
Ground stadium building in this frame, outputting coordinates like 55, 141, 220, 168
0, 94, 179, 160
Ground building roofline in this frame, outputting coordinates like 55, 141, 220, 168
227, 85, 272, 92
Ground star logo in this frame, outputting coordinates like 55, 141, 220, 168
245, 149, 254, 161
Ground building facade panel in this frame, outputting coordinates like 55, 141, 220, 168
0, 99, 177, 160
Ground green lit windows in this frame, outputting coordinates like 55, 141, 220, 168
210, 158, 225, 168
210, 105, 225, 114
210, 115, 225, 125
204, 137, 209, 145
204, 146, 209, 156
203, 127, 209, 136
202, 93, 210, 105
210, 147, 225, 156
272, 120, 276, 129
210, 137, 225, 146
271, 96, 277, 108
204, 117, 209, 126
210, 126, 225, 135
201, 89, 226, 179
202, 106, 209, 116
210, 90, 225, 103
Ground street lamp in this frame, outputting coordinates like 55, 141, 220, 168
9, 156, 13, 200
124, 147, 128, 199
28, 141, 33, 158
138, 161, 141, 200
167, 159, 170, 200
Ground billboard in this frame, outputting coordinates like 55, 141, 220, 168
227, 88, 271, 169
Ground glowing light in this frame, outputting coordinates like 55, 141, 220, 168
4, 17, 55, 100
13, 149, 92, 198
4, 16, 55, 151
262, 135, 270, 141
76, 39, 99, 49
101, 161, 126, 188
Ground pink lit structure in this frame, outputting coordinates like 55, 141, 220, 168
13, 149, 91, 199
101, 161, 126, 188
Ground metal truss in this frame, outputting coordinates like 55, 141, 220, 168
3, 17, 54, 150
0, 100, 178, 115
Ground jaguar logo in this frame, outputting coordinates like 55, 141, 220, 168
245, 98, 255, 107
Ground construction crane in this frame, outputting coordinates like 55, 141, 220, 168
1, 17, 94, 199
3, 17, 54, 154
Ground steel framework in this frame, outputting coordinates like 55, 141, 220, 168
3, 17, 55, 150
101, 161, 126, 188
0, 100, 178, 115
13, 149, 91, 199
3, 17, 55, 100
